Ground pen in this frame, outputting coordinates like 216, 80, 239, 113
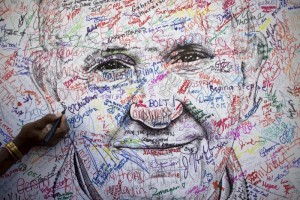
44, 109, 66, 144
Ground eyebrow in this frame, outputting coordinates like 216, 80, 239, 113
165, 44, 213, 58
105, 47, 128, 52
145, 47, 158, 52
101, 47, 130, 56
101, 46, 142, 64
103, 46, 159, 54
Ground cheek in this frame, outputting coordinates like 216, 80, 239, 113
183, 58, 243, 127
87, 68, 138, 85
56, 80, 88, 103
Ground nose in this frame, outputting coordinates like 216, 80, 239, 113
129, 76, 184, 129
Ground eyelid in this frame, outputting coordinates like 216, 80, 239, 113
170, 50, 214, 64
101, 59, 134, 71
87, 54, 136, 72
166, 44, 215, 64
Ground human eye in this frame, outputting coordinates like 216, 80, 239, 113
96, 59, 130, 71
171, 50, 214, 64
164, 44, 215, 76
167, 44, 214, 65
87, 54, 136, 72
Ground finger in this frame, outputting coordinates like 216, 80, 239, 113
38, 115, 68, 146
45, 124, 53, 132
37, 126, 51, 145
46, 128, 67, 147
58, 115, 70, 135
39, 127, 61, 146
47, 139, 58, 147
49, 115, 69, 143
35, 114, 61, 129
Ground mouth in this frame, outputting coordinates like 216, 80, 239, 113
113, 132, 204, 149
113, 138, 200, 149
111, 109, 207, 151
112, 136, 207, 157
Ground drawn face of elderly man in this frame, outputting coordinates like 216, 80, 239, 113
32, 0, 266, 199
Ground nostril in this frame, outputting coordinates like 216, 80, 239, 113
171, 103, 184, 120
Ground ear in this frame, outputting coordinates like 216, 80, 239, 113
230, 4, 268, 120
30, 50, 61, 112
241, 31, 268, 85
33, 0, 62, 99
237, 31, 268, 121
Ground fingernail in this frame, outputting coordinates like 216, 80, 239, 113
55, 112, 62, 118
113, 141, 121, 147
46, 124, 53, 131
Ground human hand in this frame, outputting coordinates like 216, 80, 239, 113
13, 113, 69, 155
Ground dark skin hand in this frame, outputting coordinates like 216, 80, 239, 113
0, 113, 69, 176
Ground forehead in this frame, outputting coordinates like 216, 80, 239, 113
97, 1, 223, 47
41, 0, 243, 51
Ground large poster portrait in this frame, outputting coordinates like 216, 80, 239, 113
0, 0, 299, 199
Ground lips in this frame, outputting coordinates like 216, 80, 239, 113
112, 112, 206, 149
